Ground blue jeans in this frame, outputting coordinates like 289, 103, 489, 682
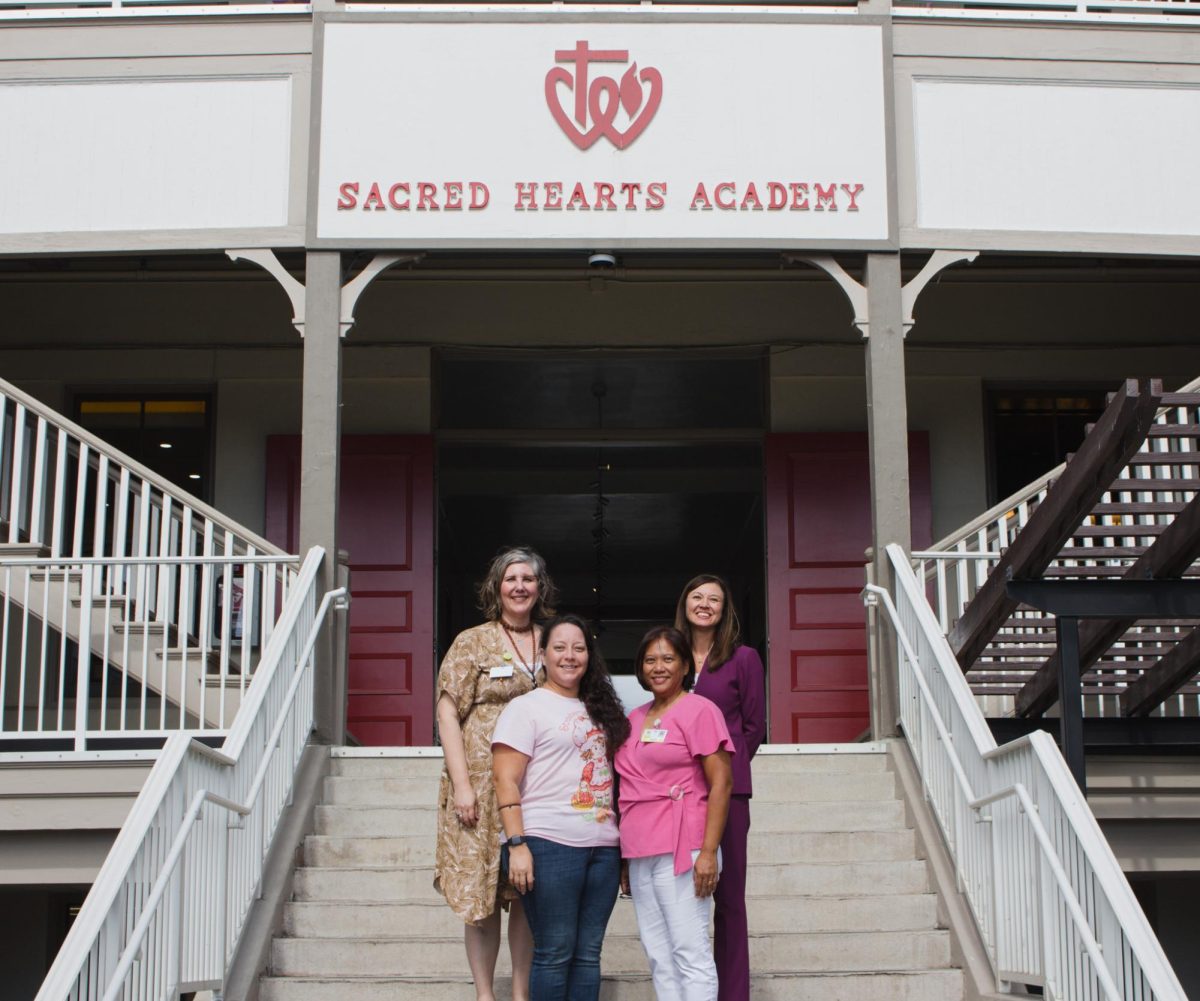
502, 837, 621, 1001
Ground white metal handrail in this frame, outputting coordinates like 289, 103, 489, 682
0, 377, 284, 563
865, 542, 1186, 1000
35, 547, 345, 1001
0, 554, 301, 750
3, 0, 1198, 20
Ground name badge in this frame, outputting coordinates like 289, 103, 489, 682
489, 664, 515, 679
641, 728, 668, 743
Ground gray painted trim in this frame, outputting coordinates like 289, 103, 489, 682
887, 738, 1010, 1001
0, 227, 305, 258
223, 743, 331, 1001
903, 227, 1200, 257
893, 19, 1200, 63
0, 19, 314, 63
305, 11, 899, 251
880, 18, 901, 246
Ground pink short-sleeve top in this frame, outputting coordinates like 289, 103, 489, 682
614, 693, 734, 875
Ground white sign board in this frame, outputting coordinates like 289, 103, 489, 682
913, 78, 1200, 239
314, 19, 891, 248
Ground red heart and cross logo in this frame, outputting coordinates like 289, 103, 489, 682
545, 41, 663, 151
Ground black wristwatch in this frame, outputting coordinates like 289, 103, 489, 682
506, 835, 527, 848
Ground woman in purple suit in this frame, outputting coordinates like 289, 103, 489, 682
674, 574, 767, 1001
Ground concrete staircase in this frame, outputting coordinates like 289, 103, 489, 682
260, 748, 964, 1001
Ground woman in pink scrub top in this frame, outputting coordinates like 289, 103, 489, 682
614, 625, 734, 1001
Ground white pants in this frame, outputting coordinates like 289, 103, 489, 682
628, 851, 722, 1001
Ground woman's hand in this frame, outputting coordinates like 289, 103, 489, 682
693, 848, 720, 898
452, 782, 478, 828
620, 860, 631, 897
508, 844, 534, 894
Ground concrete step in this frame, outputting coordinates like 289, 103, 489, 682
261, 969, 963, 1001
330, 756, 446, 778
282, 892, 940, 940
322, 770, 897, 807
291, 859, 929, 903
301, 828, 919, 868
272, 928, 951, 977
313, 798, 908, 837
327, 751, 890, 780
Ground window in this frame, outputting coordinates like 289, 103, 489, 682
74, 393, 214, 502
987, 387, 1108, 503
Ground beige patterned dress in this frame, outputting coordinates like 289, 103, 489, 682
434, 620, 538, 924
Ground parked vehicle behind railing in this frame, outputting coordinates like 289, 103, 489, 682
34, 547, 347, 1001
865, 542, 1187, 1001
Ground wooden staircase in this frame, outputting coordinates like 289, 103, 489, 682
943, 379, 1200, 719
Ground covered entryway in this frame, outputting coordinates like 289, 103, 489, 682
435, 349, 767, 692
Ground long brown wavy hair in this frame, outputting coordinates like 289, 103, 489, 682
539, 614, 630, 758
673, 573, 741, 672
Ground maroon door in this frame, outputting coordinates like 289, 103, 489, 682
265, 436, 435, 745
765, 433, 931, 743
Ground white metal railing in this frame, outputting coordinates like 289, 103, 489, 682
0, 555, 300, 750
0, 378, 284, 565
0, 0, 308, 19
892, 0, 1200, 24
0, 379, 303, 750
866, 542, 1187, 1001
35, 547, 346, 1001
3, 0, 1197, 22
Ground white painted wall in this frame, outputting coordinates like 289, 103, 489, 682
912, 78, 1200, 238
0, 77, 292, 235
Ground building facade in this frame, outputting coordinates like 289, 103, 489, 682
2, 0, 1200, 995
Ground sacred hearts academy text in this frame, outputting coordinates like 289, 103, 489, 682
335, 181, 865, 212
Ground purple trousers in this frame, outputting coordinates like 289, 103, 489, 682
714, 794, 751, 1001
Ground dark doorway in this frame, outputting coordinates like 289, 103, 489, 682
986, 386, 1108, 503
435, 351, 767, 684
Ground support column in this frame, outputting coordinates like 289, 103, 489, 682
793, 249, 977, 741
864, 252, 910, 739
300, 251, 344, 745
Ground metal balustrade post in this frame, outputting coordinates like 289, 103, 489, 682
73, 565, 94, 750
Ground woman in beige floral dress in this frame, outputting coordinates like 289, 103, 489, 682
435, 546, 556, 1001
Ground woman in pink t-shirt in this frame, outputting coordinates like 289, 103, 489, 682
492, 614, 631, 1001
614, 625, 734, 1001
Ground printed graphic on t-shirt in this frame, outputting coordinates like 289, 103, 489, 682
562, 711, 613, 824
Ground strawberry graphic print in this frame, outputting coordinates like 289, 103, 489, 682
564, 711, 614, 823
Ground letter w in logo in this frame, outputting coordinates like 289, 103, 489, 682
545, 41, 663, 151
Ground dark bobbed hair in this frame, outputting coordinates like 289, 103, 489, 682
476, 546, 558, 623
540, 614, 630, 758
674, 573, 741, 672
634, 625, 696, 693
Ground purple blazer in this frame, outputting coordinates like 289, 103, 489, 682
692, 644, 766, 797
